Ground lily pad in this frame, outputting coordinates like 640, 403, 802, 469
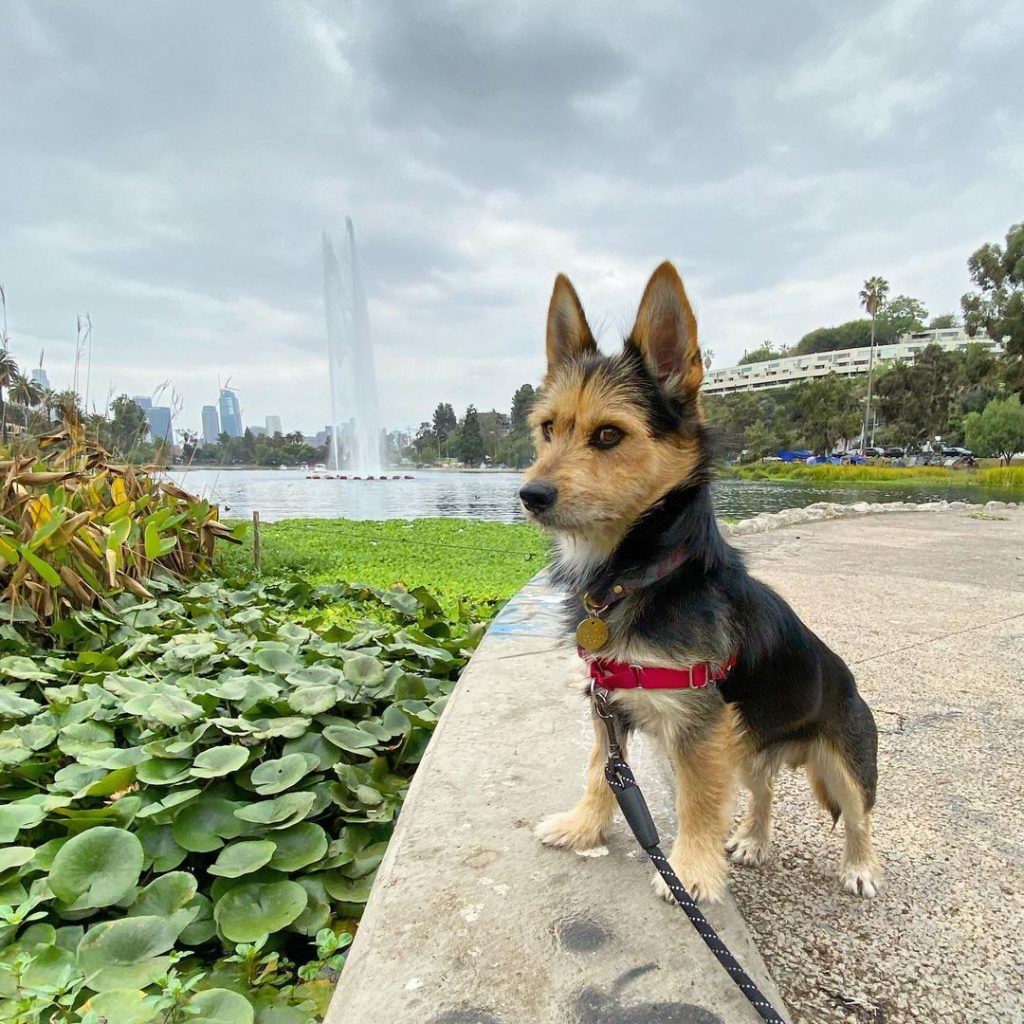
250, 753, 318, 795
234, 792, 316, 829
48, 827, 143, 908
190, 745, 250, 779
267, 822, 329, 871
129, 871, 198, 917
209, 840, 277, 878
213, 880, 308, 942
76, 914, 180, 990
189, 988, 255, 1024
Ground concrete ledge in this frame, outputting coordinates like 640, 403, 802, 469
326, 577, 789, 1023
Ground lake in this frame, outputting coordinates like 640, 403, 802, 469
166, 468, 1013, 523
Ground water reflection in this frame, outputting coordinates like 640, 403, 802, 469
166, 468, 1010, 524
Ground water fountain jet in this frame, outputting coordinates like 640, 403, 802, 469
323, 218, 382, 475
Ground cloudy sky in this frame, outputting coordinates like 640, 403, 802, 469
3, 1, 1022, 436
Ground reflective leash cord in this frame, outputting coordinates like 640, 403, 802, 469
594, 687, 787, 1024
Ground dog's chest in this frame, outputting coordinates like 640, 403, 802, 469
609, 687, 720, 751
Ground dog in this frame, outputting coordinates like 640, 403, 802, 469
519, 262, 880, 904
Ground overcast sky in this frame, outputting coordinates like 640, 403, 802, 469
3, 1, 1022, 436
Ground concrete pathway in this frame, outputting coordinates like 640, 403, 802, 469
727, 507, 1024, 1023
326, 505, 1023, 1024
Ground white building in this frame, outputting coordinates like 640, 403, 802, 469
702, 329, 1003, 396
265, 415, 283, 435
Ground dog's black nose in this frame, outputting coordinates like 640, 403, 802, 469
519, 481, 557, 514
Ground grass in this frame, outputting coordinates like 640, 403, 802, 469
729, 462, 1024, 490
216, 517, 551, 608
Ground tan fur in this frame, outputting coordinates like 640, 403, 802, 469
525, 367, 701, 549
729, 736, 881, 896
535, 710, 628, 851
657, 704, 740, 904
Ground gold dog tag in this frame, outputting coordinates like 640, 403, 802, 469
576, 616, 609, 652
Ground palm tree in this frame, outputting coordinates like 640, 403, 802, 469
859, 276, 890, 449
9, 370, 43, 409
54, 389, 84, 426
0, 347, 20, 440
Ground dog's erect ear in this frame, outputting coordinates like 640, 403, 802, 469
545, 274, 597, 379
629, 262, 703, 395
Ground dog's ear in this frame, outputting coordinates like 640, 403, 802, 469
545, 274, 597, 380
629, 262, 703, 395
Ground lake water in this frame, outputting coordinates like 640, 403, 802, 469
166, 468, 1013, 523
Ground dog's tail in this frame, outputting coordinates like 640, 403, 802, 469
808, 768, 842, 826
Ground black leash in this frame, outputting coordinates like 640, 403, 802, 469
593, 686, 787, 1024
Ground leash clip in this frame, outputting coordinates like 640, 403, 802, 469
590, 680, 622, 760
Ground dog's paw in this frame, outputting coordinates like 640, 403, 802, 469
840, 861, 881, 898
535, 811, 606, 854
651, 857, 727, 906
726, 832, 771, 867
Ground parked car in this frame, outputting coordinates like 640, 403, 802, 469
941, 447, 973, 458
864, 447, 886, 458
882, 446, 905, 458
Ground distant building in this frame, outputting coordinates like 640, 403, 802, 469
30, 367, 50, 390
265, 415, 283, 436
133, 395, 153, 411
250, 425, 267, 437
219, 388, 243, 437
702, 328, 1003, 396
145, 406, 173, 445
201, 405, 220, 445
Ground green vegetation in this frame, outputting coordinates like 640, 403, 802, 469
0, 432, 538, 1021
0, 573, 484, 1023
964, 395, 1024, 465
0, 426, 236, 624
217, 518, 549, 612
728, 462, 1024, 491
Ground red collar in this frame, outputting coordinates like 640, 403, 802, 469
579, 648, 737, 690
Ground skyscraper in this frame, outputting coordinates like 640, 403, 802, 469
133, 395, 153, 411
145, 406, 173, 445
201, 405, 220, 445
30, 367, 50, 390
218, 387, 242, 438
265, 415, 282, 436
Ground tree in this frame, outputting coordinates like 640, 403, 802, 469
0, 347, 19, 439
509, 384, 536, 433
54, 389, 83, 426
432, 402, 457, 457
412, 422, 438, 463
963, 395, 1024, 465
859, 275, 890, 450
9, 371, 42, 410
877, 294, 927, 341
477, 410, 510, 460
928, 313, 959, 329
962, 221, 1024, 395
789, 373, 861, 454
742, 420, 782, 461
738, 342, 777, 365
793, 320, 874, 355
107, 395, 148, 456
458, 405, 485, 465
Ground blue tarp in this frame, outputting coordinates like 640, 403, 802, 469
777, 449, 813, 462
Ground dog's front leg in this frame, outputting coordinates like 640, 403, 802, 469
655, 715, 735, 904
536, 710, 625, 853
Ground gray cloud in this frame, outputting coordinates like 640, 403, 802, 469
1, 0, 1022, 436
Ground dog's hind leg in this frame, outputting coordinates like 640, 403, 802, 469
536, 712, 626, 853
727, 749, 776, 867
655, 712, 736, 904
808, 740, 881, 897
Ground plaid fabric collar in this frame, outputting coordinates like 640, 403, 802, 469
585, 545, 689, 613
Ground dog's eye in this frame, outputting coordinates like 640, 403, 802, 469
592, 425, 624, 449
541, 420, 554, 442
